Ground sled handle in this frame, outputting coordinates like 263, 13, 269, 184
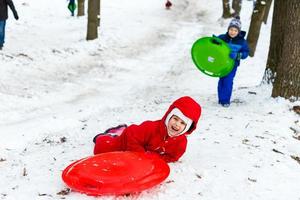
211, 38, 222, 46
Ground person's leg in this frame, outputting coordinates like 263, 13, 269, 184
218, 66, 238, 105
0, 20, 6, 48
93, 125, 127, 154
104, 124, 127, 136
218, 77, 225, 104
93, 135, 122, 154
69, 0, 75, 16
93, 124, 127, 143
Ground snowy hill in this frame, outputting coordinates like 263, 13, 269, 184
1, 0, 300, 199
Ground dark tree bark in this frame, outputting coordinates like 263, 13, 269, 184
246, 0, 266, 57
271, 1, 300, 99
232, 0, 242, 16
86, 0, 98, 40
263, 0, 273, 24
96, 0, 101, 27
77, 0, 85, 16
222, 0, 232, 18
263, 0, 286, 83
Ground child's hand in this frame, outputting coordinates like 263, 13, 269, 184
229, 52, 237, 59
229, 52, 241, 60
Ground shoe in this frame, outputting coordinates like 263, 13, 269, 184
93, 124, 127, 143
93, 133, 106, 143
221, 103, 230, 107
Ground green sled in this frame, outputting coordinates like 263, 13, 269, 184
191, 36, 234, 77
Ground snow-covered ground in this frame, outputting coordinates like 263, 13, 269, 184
1, 0, 300, 199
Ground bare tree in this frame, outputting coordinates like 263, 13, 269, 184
232, 0, 242, 16
246, 0, 266, 57
262, 0, 273, 24
271, 0, 300, 99
77, 0, 85, 16
96, 0, 101, 27
262, 0, 286, 83
222, 0, 232, 18
86, 0, 98, 40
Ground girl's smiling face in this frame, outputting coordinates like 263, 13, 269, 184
167, 115, 187, 137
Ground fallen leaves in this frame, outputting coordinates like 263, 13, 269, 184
57, 188, 70, 196
292, 106, 300, 115
272, 149, 284, 155
247, 177, 257, 182
291, 155, 300, 165
23, 168, 27, 176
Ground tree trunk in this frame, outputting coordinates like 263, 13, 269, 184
96, 0, 101, 27
246, 0, 266, 57
222, 0, 232, 18
86, 0, 98, 40
263, 0, 273, 24
232, 0, 242, 16
77, 0, 85, 16
271, 1, 300, 99
262, 0, 286, 83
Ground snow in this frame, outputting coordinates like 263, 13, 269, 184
1, 0, 300, 199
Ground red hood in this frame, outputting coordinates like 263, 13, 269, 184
162, 96, 201, 135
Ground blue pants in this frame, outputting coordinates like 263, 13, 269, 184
0, 20, 6, 47
218, 66, 238, 104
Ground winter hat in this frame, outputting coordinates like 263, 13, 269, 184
228, 16, 242, 32
165, 108, 193, 135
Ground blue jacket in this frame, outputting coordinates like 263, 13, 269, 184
218, 31, 249, 67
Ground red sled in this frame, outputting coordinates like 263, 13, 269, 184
62, 151, 170, 196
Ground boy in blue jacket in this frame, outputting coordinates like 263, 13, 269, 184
216, 16, 249, 107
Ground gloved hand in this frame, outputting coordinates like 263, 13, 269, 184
229, 52, 242, 60
13, 12, 19, 20
229, 52, 237, 59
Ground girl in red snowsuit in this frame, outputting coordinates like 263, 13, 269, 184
93, 96, 201, 162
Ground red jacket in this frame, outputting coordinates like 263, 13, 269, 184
94, 96, 201, 162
